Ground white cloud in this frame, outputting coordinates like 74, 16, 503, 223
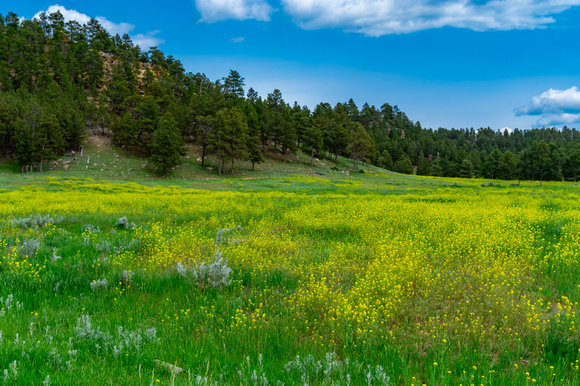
34, 5, 91, 25
538, 113, 580, 126
515, 86, 580, 115
231, 36, 246, 43
515, 86, 580, 126
95, 17, 134, 36
132, 31, 165, 50
32, 5, 162, 48
195, 0, 273, 22
33, 5, 134, 35
280, 0, 580, 36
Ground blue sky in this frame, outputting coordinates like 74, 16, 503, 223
6, 1, 580, 130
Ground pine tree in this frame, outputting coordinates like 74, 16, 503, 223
244, 102, 263, 170
223, 70, 245, 100
498, 150, 517, 180
211, 107, 248, 175
459, 158, 474, 178
481, 149, 502, 179
112, 111, 138, 152
347, 122, 374, 172
302, 117, 325, 168
149, 115, 186, 175
393, 154, 413, 175
416, 157, 431, 175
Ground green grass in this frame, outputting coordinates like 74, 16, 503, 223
2, 139, 580, 384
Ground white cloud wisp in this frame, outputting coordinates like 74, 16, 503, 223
280, 0, 580, 36
195, 0, 273, 22
515, 86, 580, 127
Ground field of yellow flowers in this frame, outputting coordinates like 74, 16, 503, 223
1, 175, 580, 384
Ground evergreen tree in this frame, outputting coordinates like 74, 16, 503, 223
149, 115, 186, 175
211, 107, 248, 175
481, 149, 502, 179
244, 102, 263, 170
498, 150, 517, 180
223, 70, 245, 100
416, 157, 431, 176
347, 122, 374, 172
394, 154, 413, 174
15, 123, 34, 172
458, 158, 474, 178
525, 141, 556, 185
112, 111, 138, 152
302, 117, 325, 168
568, 144, 580, 182
195, 115, 213, 167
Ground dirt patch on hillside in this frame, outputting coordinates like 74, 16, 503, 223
84, 135, 112, 153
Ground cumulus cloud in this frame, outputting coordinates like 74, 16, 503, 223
33, 5, 134, 35
280, 0, 580, 36
195, 0, 273, 22
231, 36, 246, 43
515, 87, 580, 115
32, 5, 162, 48
515, 87, 580, 126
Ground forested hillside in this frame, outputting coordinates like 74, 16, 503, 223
1, 10, 579, 180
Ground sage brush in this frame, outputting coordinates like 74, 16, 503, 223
115, 216, 136, 230
89, 279, 108, 291
177, 249, 232, 290
20, 238, 41, 258
9, 214, 59, 228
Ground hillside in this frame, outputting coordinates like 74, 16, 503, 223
1, 9, 580, 183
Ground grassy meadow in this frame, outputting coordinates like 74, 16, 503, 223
2, 161, 580, 384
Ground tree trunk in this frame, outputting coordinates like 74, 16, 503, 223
201, 144, 207, 167
252, 161, 255, 171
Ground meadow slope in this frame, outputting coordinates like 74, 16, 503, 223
1, 174, 580, 385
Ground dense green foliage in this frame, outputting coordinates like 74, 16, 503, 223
1, 10, 580, 180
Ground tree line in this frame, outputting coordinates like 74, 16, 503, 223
0, 10, 579, 181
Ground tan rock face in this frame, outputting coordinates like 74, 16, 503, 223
98, 52, 162, 95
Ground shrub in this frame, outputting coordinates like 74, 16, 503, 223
0, 294, 23, 317
20, 239, 41, 258
51, 248, 62, 263
115, 216, 136, 230
89, 279, 108, 291
81, 224, 101, 234
215, 225, 243, 246
10, 214, 59, 228
177, 249, 232, 291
